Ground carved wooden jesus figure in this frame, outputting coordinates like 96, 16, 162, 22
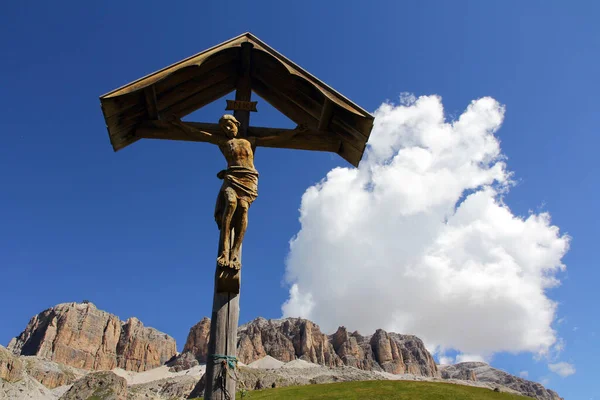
173, 115, 302, 270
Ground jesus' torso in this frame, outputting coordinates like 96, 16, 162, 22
219, 138, 256, 170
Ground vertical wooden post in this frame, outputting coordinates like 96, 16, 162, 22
234, 42, 253, 138
204, 41, 253, 400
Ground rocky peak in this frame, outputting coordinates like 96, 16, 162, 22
388, 333, 438, 376
330, 326, 372, 370
182, 317, 211, 363
116, 317, 176, 372
7, 302, 176, 373
370, 329, 404, 374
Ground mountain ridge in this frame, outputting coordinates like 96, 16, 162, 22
2, 302, 563, 400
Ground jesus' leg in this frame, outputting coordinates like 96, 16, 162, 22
229, 199, 249, 270
217, 188, 237, 268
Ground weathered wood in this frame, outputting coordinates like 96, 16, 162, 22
157, 62, 238, 112
154, 48, 240, 96
252, 72, 365, 156
257, 133, 341, 153
135, 121, 341, 153
216, 266, 240, 293
104, 64, 237, 137
102, 35, 248, 99
205, 42, 255, 400
331, 114, 370, 142
318, 98, 334, 131
253, 70, 322, 121
101, 92, 145, 120
259, 73, 366, 145
234, 42, 253, 137
100, 33, 374, 167
107, 75, 237, 140
339, 141, 363, 168
249, 45, 372, 119
205, 267, 240, 399
144, 86, 160, 120
163, 78, 237, 119
251, 77, 316, 126
111, 134, 140, 152
105, 104, 148, 136
225, 100, 257, 112
101, 50, 240, 121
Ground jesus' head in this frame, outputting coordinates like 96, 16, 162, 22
219, 114, 241, 138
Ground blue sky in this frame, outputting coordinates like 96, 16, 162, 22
1, 1, 598, 399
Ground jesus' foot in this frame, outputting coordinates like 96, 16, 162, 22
229, 256, 241, 270
217, 253, 229, 268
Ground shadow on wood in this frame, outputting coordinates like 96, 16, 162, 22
216, 265, 240, 294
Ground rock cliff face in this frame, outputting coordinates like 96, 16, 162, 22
439, 362, 563, 400
21, 356, 85, 389
116, 317, 177, 372
7, 302, 176, 373
175, 317, 438, 377
389, 333, 438, 376
237, 318, 344, 367
236, 318, 438, 377
182, 317, 210, 363
0, 345, 24, 383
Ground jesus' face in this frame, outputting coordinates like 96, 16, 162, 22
220, 118, 239, 138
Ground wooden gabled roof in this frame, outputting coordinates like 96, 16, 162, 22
99, 32, 374, 167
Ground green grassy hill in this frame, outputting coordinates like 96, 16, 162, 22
199, 380, 530, 399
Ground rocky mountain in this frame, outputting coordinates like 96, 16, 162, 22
2, 302, 563, 400
173, 316, 439, 378
8, 302, 176, 373
439, 362, 563, 400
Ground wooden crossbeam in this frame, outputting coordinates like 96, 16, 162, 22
135, 121, 341, 153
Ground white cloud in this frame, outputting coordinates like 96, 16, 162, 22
438, 356, 454, 365
541, 377, 551, 386
549, 362, 576, 377
456, 354, 486, 363
519, 371, 529, 378
281, 94, 570, 359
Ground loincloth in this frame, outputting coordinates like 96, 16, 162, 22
216, 166, 259, 205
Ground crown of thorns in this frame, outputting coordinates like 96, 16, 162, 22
219, 114, 241, 127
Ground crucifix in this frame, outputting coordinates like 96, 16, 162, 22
99, 33, 374, 400
170, 114, 305, 275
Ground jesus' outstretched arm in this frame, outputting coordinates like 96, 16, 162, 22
169, 119, 228, 146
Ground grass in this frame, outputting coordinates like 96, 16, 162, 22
194, 380, 529, 400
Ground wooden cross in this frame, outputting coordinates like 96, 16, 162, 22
99, 33, 374, 400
